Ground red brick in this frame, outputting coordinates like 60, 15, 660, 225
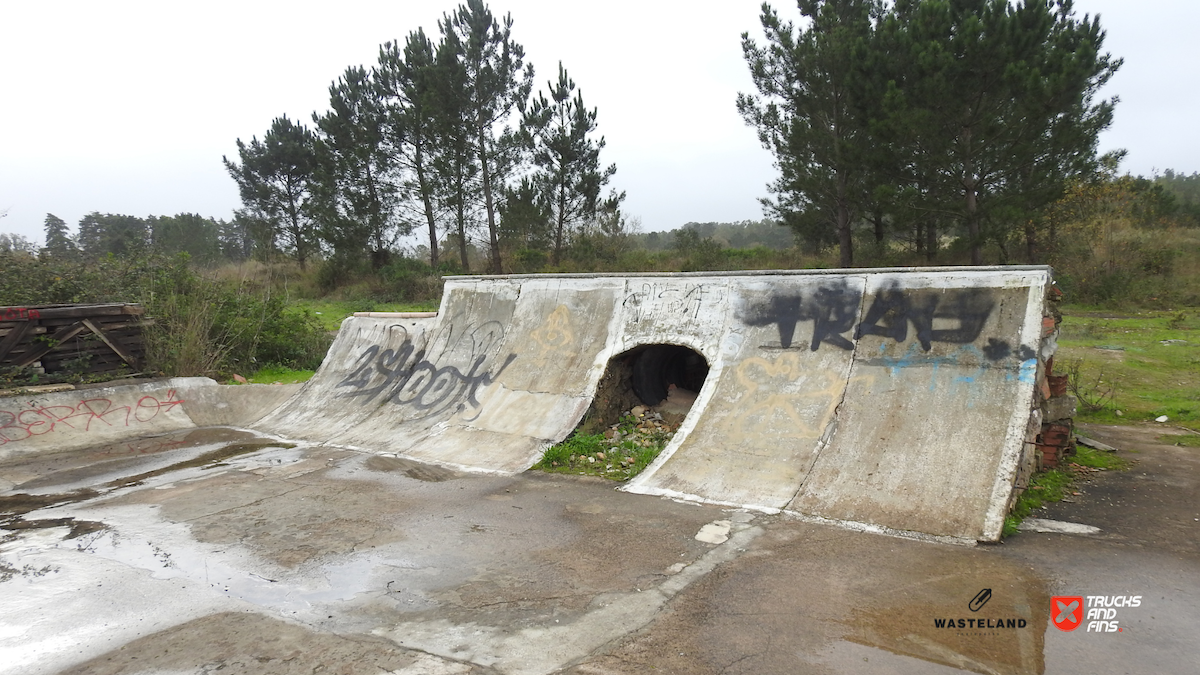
1048, 374, 1069, 397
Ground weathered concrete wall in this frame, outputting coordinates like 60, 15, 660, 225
1, 268, 1051, 542
0, 379, 303, 462
1, 378, 213, 461
258, 267, 1048, 541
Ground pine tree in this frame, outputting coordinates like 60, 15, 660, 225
440, 0, 534, 273
312, 66, 405, 269
42, 213, 76, 258
523, 62, 619, 265
738, 0, 880, 268
877, 0, 1120, 264
377, 29, 447, 269
223, 115, 320, 268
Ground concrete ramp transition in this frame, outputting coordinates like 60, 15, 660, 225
259, 266, 1052, 542
1, 267, 1054, 542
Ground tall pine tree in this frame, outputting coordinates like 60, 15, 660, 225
523, 62, 619, 265
441, 0, 534, 273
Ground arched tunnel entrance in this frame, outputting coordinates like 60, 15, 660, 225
575, 344, 711, 435
629, 344, 710, 408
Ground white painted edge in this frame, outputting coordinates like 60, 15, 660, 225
351, 312, 438, 318
981, 272, 1051, 541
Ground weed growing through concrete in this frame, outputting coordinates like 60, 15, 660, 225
533, 411, 678, 481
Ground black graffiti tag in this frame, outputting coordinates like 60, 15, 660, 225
854, 285, 996, 352
744, 284, 1011, 356
742, 280, 862, 350
337, 321, 516, 420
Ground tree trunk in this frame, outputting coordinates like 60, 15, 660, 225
1024, 220, 1037, 263
414, 145, 439, 269
476, 119, 502, 275
836, 172, 853, 268
457, 197, 469, 273
966, 182, 982, 265
552, 182, 566, 266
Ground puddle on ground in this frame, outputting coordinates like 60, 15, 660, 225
364, 455, 460, 482
1, 516, 105, 540
4, 427, 263, 492
103, 441, 296, 489
76, 525, 424, 616
0, 488, 99, 516
2, 433, 300, 549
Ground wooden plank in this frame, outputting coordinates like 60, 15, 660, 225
0, 320, 33, 362
32, 304, 135, 320
14, 322, 87, 368
82, 318, 140, 368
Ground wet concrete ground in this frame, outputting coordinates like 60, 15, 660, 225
1, 424, 1197, 674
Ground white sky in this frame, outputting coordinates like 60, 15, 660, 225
1, 0, 1196, 245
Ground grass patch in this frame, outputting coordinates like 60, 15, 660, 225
1071, 444, 1131, 470
532, 413, 675, 481
1055, 306, 1200, 431
242, 365, 315, 385
290, 299, 440, 331
1004, 469, 1074, 537
1159, 433, 1200, 447
1003, 445, 1133, 537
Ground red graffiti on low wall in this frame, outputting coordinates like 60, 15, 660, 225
0, 390, 186, 447
1, 307, 41, 321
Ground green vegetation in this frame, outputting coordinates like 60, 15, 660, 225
1004, 469, 1074, 537
1002, 445, 1132, 538
242, 366, 316, 385
291, 299, 439, 331
532, 413, 675, 481
1056, 308, 1200, 431
1159, 433, 1200, 448
1072, 444, 1130, 471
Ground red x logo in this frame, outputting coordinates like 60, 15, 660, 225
1052, 596, 1084, 631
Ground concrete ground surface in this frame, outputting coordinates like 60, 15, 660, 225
1, 423, 1197, 675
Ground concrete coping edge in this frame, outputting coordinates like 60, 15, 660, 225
445, 265, 1054, 280
352, 312, 439, 318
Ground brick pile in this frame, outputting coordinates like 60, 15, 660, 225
1011, 284, 1077, 502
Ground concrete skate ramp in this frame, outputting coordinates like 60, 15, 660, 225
257, 267, 1050, 542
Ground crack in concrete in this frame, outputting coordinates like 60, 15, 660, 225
180, 485, 308, 524
786, 274, 869, 508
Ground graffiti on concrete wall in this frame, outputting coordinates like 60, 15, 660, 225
726, 356, 875, 443
336, 321, 516, 421
623, 282, 709, 324
529, 304, 576, 359
0, 390, 186, 447
742, 283, 1025, 359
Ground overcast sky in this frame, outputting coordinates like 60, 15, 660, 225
2, 0, 1196, 245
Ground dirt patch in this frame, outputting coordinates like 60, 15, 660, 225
576, 353, 642, 435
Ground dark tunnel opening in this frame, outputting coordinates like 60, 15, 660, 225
628, 344, 710, 407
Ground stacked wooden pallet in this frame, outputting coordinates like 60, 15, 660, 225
0, 304, 150, 376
